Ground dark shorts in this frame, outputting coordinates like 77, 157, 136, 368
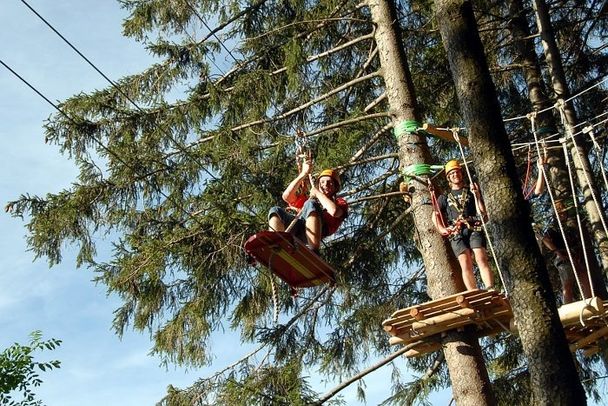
449, 227, 486, 257
268, 199, 323, 242
554, 257, 574, 286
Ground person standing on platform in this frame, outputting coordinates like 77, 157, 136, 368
432, 160, 494, 291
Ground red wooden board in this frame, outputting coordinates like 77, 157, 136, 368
244, 231, 335, 288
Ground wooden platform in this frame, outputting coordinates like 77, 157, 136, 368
382, 289, 513, 357
558, 297, 608, 356
383, 292, 608, 358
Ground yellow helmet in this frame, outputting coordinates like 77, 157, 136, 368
444, 160, 461, 176
318, 169, 341, 190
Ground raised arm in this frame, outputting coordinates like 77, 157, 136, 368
533, 157, 546, 196
282, 155, 312, 206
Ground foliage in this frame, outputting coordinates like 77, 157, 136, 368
0, 331, 61, 406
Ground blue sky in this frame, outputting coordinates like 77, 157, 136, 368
0, 1, 451, 405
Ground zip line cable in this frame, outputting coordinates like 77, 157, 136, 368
18, 0, 123, 96
0, 58, 210, 232
182, 0, 240, 64
17, 0, 274, 228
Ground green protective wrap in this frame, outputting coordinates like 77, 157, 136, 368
401, 163, 444, 178
393, 120, 421, 139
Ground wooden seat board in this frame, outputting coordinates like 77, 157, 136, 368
244, 231, 335, 288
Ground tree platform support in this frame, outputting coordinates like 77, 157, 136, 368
422, 123, 469, 146
383, 291, 608, 358
382, 289, 512, 357
558, 297, 608, 356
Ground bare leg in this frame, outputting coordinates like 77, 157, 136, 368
562, 279, 574, 304
473, 247, 494, 289
269, 214, 285, 232
574, 263, 592, 299
305, 212, 321, 250
458, 250, 477, 291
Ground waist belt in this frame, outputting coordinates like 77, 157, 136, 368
450, 217, 482, 232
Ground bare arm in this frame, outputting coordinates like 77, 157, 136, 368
309, 186, 343, 218
533, 158, 546, 196
282, 156, 312, 205
431, 210, 450, 236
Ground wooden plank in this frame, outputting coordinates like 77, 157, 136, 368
558, 297, 604, 327
422, 123, 469, 146
387, 289, 500, 320
569, 325, 608, 352
383, 290, 510, 332
244, 231, 335, 288
387, 307, 513, 343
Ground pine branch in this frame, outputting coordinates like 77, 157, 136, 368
349, 123, 393, 163
336, 153, 398, 170
230, 71, 382, 132
195, 0, 272, 45
312, 342, 424, 405
341, 168, 399, 198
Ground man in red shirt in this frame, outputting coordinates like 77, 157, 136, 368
268, 156, 348, 253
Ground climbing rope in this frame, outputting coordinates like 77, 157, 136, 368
450, 129, 508, 295
521, 145, 534, 199
563, 140, 596, 299
529, 112, 588, 299
528, 112, 594, 302
429, 181, 448, 230
583, 125, 608, 195
555, 101, 608, 251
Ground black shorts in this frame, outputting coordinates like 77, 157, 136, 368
449, 227, 486, 256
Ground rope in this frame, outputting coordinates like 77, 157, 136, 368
522, 145, 533, 198
556, 102, 608, 254
563, 139, 595, 299
503, 75, 608, 123
268, 250, 280, 325
583, 125, 608, 193
451, 129, 508, 294
270, 274, 279, 325
529, 111, 593, 300
429, 181, 448, 230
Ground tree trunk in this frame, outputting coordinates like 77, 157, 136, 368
533, 0, 608, 276
368, 0, 496, 404
432, 0, 587, 404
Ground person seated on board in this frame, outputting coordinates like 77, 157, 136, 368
268, 154, 348, 254
431, 159, 494, 291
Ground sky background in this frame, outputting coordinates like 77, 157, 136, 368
0, 1, 450, 405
